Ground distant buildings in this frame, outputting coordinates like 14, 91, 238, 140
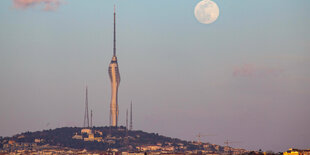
284, 148, 310, 155
137, 145, 174, 152
72, 128, 103, 142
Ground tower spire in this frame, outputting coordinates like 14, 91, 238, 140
113, 5, 116, 57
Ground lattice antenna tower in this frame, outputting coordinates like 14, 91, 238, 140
126, 109, 128, 130
90, 110, 93, 128
130, 101, 133, 130
83, 86, 89, 128
125, 108, 129, 150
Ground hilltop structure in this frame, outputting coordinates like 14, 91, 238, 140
108, 6, 121, 127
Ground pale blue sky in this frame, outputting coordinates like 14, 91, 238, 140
0, 0, 309, 152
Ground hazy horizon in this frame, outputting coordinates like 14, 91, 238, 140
0, 0, 309, 152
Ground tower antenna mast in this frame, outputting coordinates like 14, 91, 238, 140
113, 5, 116, 57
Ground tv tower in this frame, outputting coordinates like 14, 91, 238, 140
109, 6, 121, 127
83, 86, 89, 128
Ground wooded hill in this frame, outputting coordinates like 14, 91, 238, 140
0, 126, 223, 152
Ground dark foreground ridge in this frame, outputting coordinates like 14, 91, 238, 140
0, 126, 263, 154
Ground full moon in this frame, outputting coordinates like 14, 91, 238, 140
194, 0, 220, 24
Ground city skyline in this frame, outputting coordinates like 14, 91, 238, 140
0, 0, 309, 152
